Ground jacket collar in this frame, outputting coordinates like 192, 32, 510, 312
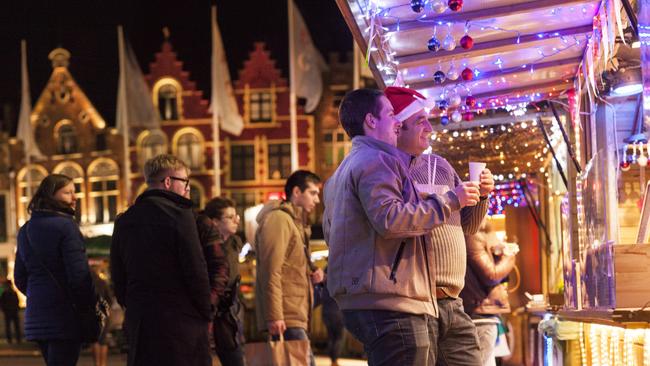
137, 189, 193, 208
31, 208, 74, 219
351, 135, 414, 168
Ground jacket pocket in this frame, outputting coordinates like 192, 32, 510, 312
388, 241, 406, 284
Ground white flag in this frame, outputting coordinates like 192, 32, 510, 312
290, 0, 326, 113
116, 26, 160, 142
17, 40, 44, 160
211, 6, 244, 136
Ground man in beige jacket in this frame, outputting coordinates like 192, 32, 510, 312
255, 170, 323, 366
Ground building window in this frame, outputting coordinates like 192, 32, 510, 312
268, 143, 291, 180
55, 120, 78, 154
17, 165, 48, 225
176, 132, 202, 170
250, 92, 272, 122
88, 159, 120, 224
158, 84, 179, 120
139, 130, 168, 169
189, 181, 204, 210
231, 145, 255, 181
53, 163, 85, 223
323, 128, 351, 168
0, 193, 7, 243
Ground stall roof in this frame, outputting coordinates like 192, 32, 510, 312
336, 0, 600, 110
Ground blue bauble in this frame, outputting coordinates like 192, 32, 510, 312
440, 116, 450, 125
410, 0, 425, 13
433, 70, 446, 84
428, 36, 441, 52
438, 100, 449, 111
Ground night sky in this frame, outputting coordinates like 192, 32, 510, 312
0, 0, 353, 132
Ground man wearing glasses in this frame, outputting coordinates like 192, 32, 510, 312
111, 154, 212, 366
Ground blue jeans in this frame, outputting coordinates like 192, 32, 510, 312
271, 327, 315, 366
433, 298, 482, 366
37, 339, 82, 366
343, 310, 436, 366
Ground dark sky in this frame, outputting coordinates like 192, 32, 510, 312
0, 0, 353, 132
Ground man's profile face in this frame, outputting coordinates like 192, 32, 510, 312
292, 181, 321, 214
396, 109, 432, 156
163, 168, 190, 199
370, 96, 402, 147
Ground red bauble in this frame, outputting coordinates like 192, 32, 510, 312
463, 111, 474, 121
448, 0, 463, 11
461, 67, 474, 81
621, 161, 631, 171
460, 35, 473, 49
465, 95, 477, 107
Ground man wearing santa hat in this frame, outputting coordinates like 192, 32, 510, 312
386, 86, 494, 365
323, 88, 481, 366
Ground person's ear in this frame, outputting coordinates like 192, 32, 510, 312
292, 185, 302, 198
364, 112, 376, 129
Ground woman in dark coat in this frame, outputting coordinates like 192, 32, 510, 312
14, 174, 96, 366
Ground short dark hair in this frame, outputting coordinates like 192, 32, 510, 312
203, 197, 236, 220
28, 174, 74, 214
285, 170, 321, 200
338, 88, 384, 139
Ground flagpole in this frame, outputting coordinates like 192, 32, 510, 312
117, 26, 132, 206
288, 0, 299, 172
211, 5, 222, 197
20, 40, 34, 204
353, 41, 360, 90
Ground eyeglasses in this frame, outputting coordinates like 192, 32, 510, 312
162, 176, 190, 189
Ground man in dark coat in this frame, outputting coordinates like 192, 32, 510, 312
111, 154, 212, 366
0, 280, 21, 343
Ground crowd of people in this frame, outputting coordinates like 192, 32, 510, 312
7, 86, 519, 366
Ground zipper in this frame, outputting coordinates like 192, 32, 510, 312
422, 235, 435, 304
389, 241, 406, 284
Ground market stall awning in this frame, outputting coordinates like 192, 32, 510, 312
336, 0, 601, 109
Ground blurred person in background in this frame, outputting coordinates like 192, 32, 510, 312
14, 174, 96, 365
1, 279, 21, 344
90, 265, 113, 366
460, 221, 517, 366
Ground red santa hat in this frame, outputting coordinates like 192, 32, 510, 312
384, 86, 433, 122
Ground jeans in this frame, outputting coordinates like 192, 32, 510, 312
271, 327, 315, 366
37, 339, 82, 366
2, 311, 21, 343
343, 310, 436, 366
324, 320, 345, 363
474, 320, 498, 366
433, 298, 482, 366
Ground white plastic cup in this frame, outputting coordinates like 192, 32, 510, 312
468, 162, 487, 183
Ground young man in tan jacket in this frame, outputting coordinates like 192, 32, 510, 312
255, 170, 324, 366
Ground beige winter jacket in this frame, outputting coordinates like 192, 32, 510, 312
254, 200, 312, 331
323, 136, 461, 316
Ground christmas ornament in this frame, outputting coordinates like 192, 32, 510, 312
451, 110, 462, 123
463, 111, 474, 121
438, 100, 449, 111
440, 115, 450, 126
447, 65, 459, 80
433, 70, 446, 84
465, 95, 477, 107
461, 67, 474, 81
431, 0, 447, 14
428, 36, 441, 52
639, 142, 648, 167
410, 0, 425, 13
447, 93, 461, 107
448, 0, 463, 12
442, 34, 456, 51
620, 161, 631, 171
460, 35, 474, 49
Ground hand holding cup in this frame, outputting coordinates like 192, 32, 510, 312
453, 181, 480, 207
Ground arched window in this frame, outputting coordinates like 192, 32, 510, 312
173, 128, 204, 171
189, 180, 204, 210
53, 162, 85, 223
87, 159, 120, 224
153, 78, 183, 121
137, 130, 168, 169
55, 120, 78, 154
17, 165, 48, 225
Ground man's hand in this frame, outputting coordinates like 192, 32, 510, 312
268, 320, 287, 336
310, 268, 325, 285
453, 182, 480, 207
479, 168, 495, 197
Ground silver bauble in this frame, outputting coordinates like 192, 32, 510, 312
448, 93, 461, 107
442, 34, 456, 51
451, 110, 463, 123
447, 66, 459, 80
431, 0, 447, 14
